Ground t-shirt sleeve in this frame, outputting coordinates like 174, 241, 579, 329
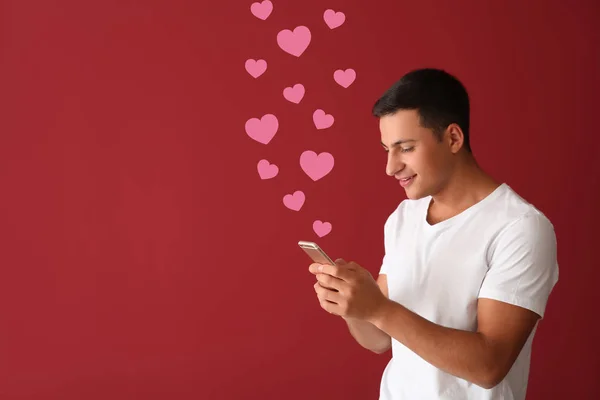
379, 251, 391, 276
478, 211, 559, 319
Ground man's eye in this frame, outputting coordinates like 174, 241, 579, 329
400, 147, 415, 153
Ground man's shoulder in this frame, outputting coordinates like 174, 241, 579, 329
485, 184, 556, 247
491, 184, 554, 229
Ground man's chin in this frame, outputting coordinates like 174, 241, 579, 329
403, 186, 426, 200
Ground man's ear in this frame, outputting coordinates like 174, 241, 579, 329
445, 123, 465, 153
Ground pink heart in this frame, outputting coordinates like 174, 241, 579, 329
313, 109, 334, 130
283, 84, 305, 104
277, 26, 311, 57
300, 150, 334, 181
333, 68, 356, 88
257, 159, 278, 179
245, 114, 279, 144
313, 220, 332, 237
283, 190, 305, 211
245, 59, 267, 78
250, 0, 273, 20
323, 9, 345, 29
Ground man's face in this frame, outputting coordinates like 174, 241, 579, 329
379, 109, 454, 200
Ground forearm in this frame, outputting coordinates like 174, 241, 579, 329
344, 317, 391, 354
369, 299, 499, 389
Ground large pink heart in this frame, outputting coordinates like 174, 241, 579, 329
245, 59, 267, 78
277, 26, 311, 57
283, 190, 305, 211
313, 220, 332, 237
283, 83, 305, 104
313, 109, 334, 129
245, 114, 279, 144
334, 68, 356, 88
300, 151, 334, 181
323, 9, 345, 29
257, 159, 278, 179
250, 0, 273, 20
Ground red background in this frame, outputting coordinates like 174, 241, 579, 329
1, 0, 598, 399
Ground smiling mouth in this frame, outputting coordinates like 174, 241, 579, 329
398, 175, 416, 187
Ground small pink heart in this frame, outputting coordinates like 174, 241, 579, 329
313, 109, 334, 130
250, 0, 273, 20
257, 159, 278, 179
313, 220, 332, 237
323, 9, 345, 29
245, 114, 279, 144
300, 150, 334, 181
334, 68, 356, 88
283, 84, 305, 104
283, 190, 305, 211
277, 26, 311, 57
245, 59, 267, 78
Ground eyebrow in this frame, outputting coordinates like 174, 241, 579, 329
381, 139, 416, 148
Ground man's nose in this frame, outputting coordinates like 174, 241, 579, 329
386, 153, 404, 177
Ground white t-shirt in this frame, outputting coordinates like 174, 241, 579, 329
378, 183, 559, 400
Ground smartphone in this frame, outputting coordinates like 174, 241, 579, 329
298, 240, 335, 265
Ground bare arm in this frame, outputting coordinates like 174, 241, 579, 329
343, 274, 391, 354
369, 297, 540, 389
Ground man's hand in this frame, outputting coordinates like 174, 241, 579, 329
309, 258, 389, 322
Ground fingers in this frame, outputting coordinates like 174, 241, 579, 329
309, 259, 352, 316
314, 281, 340, 304
317, 280, 339, 292
316, 272, 344, 291
309, 261, 349, 274
308, 262, 322, 275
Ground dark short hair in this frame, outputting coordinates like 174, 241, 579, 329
372, 68, 471, 152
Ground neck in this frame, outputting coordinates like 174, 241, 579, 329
431, 153, 501, 213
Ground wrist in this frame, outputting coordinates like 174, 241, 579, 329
368, 297, 393, 328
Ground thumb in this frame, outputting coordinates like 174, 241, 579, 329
334, 258, 347, 265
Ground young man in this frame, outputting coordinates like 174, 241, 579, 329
308, 68, 559, 399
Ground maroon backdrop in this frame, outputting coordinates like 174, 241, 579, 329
1, 0, 598, 399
